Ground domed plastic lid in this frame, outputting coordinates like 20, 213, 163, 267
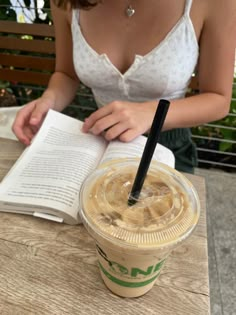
79, 160, 200, 250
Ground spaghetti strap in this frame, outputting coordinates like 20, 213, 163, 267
72, 9, 80, 25
184, 0, 193, 16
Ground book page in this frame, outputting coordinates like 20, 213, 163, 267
0, 110, 107, 224
100, 136, 175, 167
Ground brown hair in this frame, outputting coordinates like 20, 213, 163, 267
53, 0, 99, 9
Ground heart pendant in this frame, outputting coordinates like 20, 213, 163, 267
126, 5, 135, 17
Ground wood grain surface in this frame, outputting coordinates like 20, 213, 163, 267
0, 138, 210, 315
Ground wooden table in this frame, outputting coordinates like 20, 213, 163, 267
0, 137, 210, 315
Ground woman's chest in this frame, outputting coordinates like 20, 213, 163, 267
71, 0, 204, 74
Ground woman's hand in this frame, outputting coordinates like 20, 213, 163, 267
12, 96, 55, 146
82, 100, 157, 142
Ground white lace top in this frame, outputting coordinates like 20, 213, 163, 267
71, 0, 199, 107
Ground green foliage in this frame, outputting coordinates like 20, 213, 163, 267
0, 0, 16, 20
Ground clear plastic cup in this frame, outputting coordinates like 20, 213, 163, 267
79, 159, 200, 298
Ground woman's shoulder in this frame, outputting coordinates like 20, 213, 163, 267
206, 0, 236, 22
192, 0, 235, 43
50, 0, 72, 26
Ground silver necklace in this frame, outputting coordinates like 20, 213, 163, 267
126, 4, 135, 17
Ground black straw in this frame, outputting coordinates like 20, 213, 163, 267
128, 99, 170, 206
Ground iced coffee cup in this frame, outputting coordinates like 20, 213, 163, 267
79, 159, 200, 298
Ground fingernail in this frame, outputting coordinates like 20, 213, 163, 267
30, 117, 39, 123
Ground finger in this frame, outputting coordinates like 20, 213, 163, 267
82, 105, 114, 132
13, 132, 31, 146
12, 124, 33, 146
23, 126, 35, 142
104, 122, 130, 141
90, 114, 120, 135
12, 104, 35, 145
119, 128, 142, 142
30, 124, 40, 134
29, 105, 48, 127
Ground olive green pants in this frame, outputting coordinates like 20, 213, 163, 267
159, 128, 198, 174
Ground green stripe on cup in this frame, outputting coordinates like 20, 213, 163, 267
99, 262, 160, 288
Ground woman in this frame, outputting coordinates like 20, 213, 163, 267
12, 0, 236, 173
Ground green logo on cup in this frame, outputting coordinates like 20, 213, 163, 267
96, 244, 165, 282
131, 260, 164, 277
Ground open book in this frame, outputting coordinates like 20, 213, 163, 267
0, 110, 175, 225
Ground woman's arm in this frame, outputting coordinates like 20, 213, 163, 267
43, 0, 79, 112
164, 0, 236, 130
12, 1, 79, 145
